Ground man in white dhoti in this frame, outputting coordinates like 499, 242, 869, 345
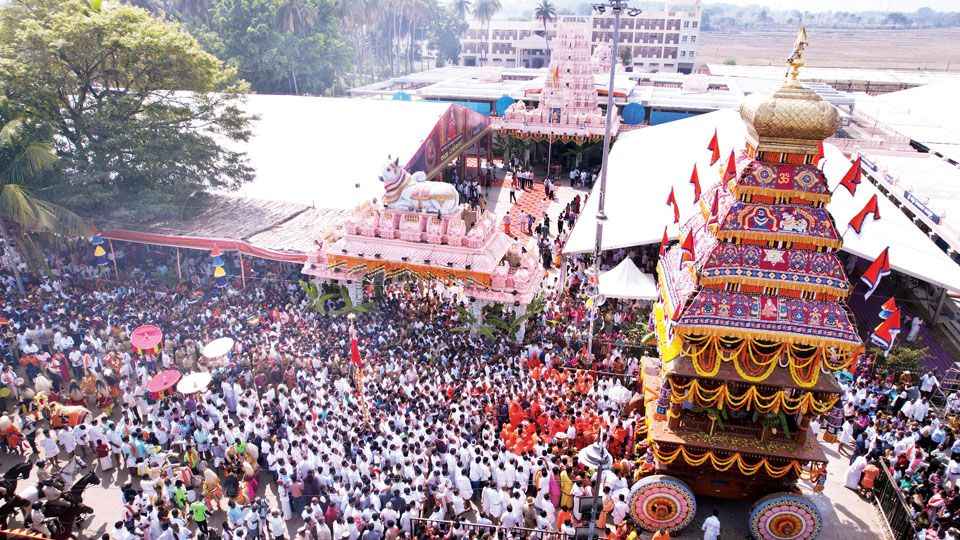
844, 453, 868, 490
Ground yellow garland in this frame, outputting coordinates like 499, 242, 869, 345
668, 378, 839, 415
653, 445, 825, 480
683, 335, 857, 387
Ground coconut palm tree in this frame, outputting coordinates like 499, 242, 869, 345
0, 116, 87, 293
534, 0, 556, 55
276, 0, 318, 36
450, 0, 471, 21
472, 0, 501, 66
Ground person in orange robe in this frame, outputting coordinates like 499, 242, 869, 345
556, 505, 573, 532
509, 401, 524, 428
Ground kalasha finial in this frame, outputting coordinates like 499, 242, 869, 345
785, 26, 808, 82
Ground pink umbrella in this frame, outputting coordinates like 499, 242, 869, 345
146, 369, 181, 400
131, 325, 163, 355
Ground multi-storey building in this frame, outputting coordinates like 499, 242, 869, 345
459, 1, 700, 74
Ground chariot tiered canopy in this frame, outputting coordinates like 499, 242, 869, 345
632, 29, 857, 540
494, 21, 620, 144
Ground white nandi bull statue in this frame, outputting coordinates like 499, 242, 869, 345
380, 156, 459, 215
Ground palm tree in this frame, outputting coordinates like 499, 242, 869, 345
534, 0, 556, 55
275, 0, 319, 94
173, 0, 212, 24
450, 0, 471, 21
0, 116, 86, 294
472, 0, 501, 66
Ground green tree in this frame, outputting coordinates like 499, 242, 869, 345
619, 45, 631, 67
428, 3, 467, 66
0, 0, 254, 224
534, 0, 555, 55
472, 0, 501, 66
0, 109, 86, 291
450, 0, 471, 20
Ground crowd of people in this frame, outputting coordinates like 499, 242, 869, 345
835, 356, 960, 540
0, 238, 650, 540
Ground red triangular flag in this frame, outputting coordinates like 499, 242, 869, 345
838, 157, 862, 196
870, 308, 901, 355
860, 247, 891, 301
848, 194, 880, 235
707, 129, 720, 166
666, 187, 679, 224
813, 141, 825, 170
879, 297, 897, 320
679, 232, 695, 270
660, 227, 669, 257
350, 324, 362, 367
689, 164, 701, 203
722, 150, 737, 191
707, 190, 720, 228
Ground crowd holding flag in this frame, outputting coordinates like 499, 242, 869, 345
860, 246, 891, 300
666, 187, 680, 223
707, 129, 720, 165
871, 307, 901, 356
848, 194, 880, 235
837, 156, 863, 196
689, 164, 701, 202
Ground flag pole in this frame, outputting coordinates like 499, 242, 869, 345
348, 313, 371, 426
108, 240, 120, 280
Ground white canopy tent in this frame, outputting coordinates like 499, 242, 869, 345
598, 258, 657, 300
563, 108, 960, 293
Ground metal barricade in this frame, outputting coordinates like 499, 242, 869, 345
872, 462, 920, 540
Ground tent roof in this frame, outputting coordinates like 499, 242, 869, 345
232, 96, 455, 209
564, 108, 960, 294
598, 258, 657, 300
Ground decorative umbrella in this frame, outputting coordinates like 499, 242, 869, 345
130, 325, 163, 355
177, 372, 213, 394
202, 337, 235, 359
211, 246, 227, 288
146, 369, 181, 400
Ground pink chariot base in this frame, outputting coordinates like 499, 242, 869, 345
302, 202, 544, 305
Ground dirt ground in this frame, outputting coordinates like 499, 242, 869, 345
697, 27, 960, 72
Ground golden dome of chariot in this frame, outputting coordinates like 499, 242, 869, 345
739, 27, 839, 156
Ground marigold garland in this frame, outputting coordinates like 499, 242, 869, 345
681, 335, 858, 386
653, 445, 825, 480
667, 378, 839, 415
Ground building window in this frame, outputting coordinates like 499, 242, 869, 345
690, 51, 695, 58
692, 21, 698, 28
681, 51, 686, 57
682, 35, 687, 42
683, 21, 689, 28
691, 36, 696, 42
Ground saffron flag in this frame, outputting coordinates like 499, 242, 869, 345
870, 308, 901, 356
707, 190, 720, 228
679, 232, 695, 270
837, 157, 862, 196
813, 140, 826, 170
848, 194, 880, 235
879, 297, 897, 320
659, 226, 669, 257
722, 150, 737, 190
350, 324, 362, 367
707, 129, 720, 166
670, 303, 684, 323
689, 164, 701, 203
666, 187, 679, 223
860, 247, 891, 301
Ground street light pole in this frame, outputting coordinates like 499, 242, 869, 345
585, 0, 641, 363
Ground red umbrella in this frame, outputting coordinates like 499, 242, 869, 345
146, 369, 181, 400
131, 324, 163, 354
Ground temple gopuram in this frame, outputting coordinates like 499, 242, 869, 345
632, 29, 861, 540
